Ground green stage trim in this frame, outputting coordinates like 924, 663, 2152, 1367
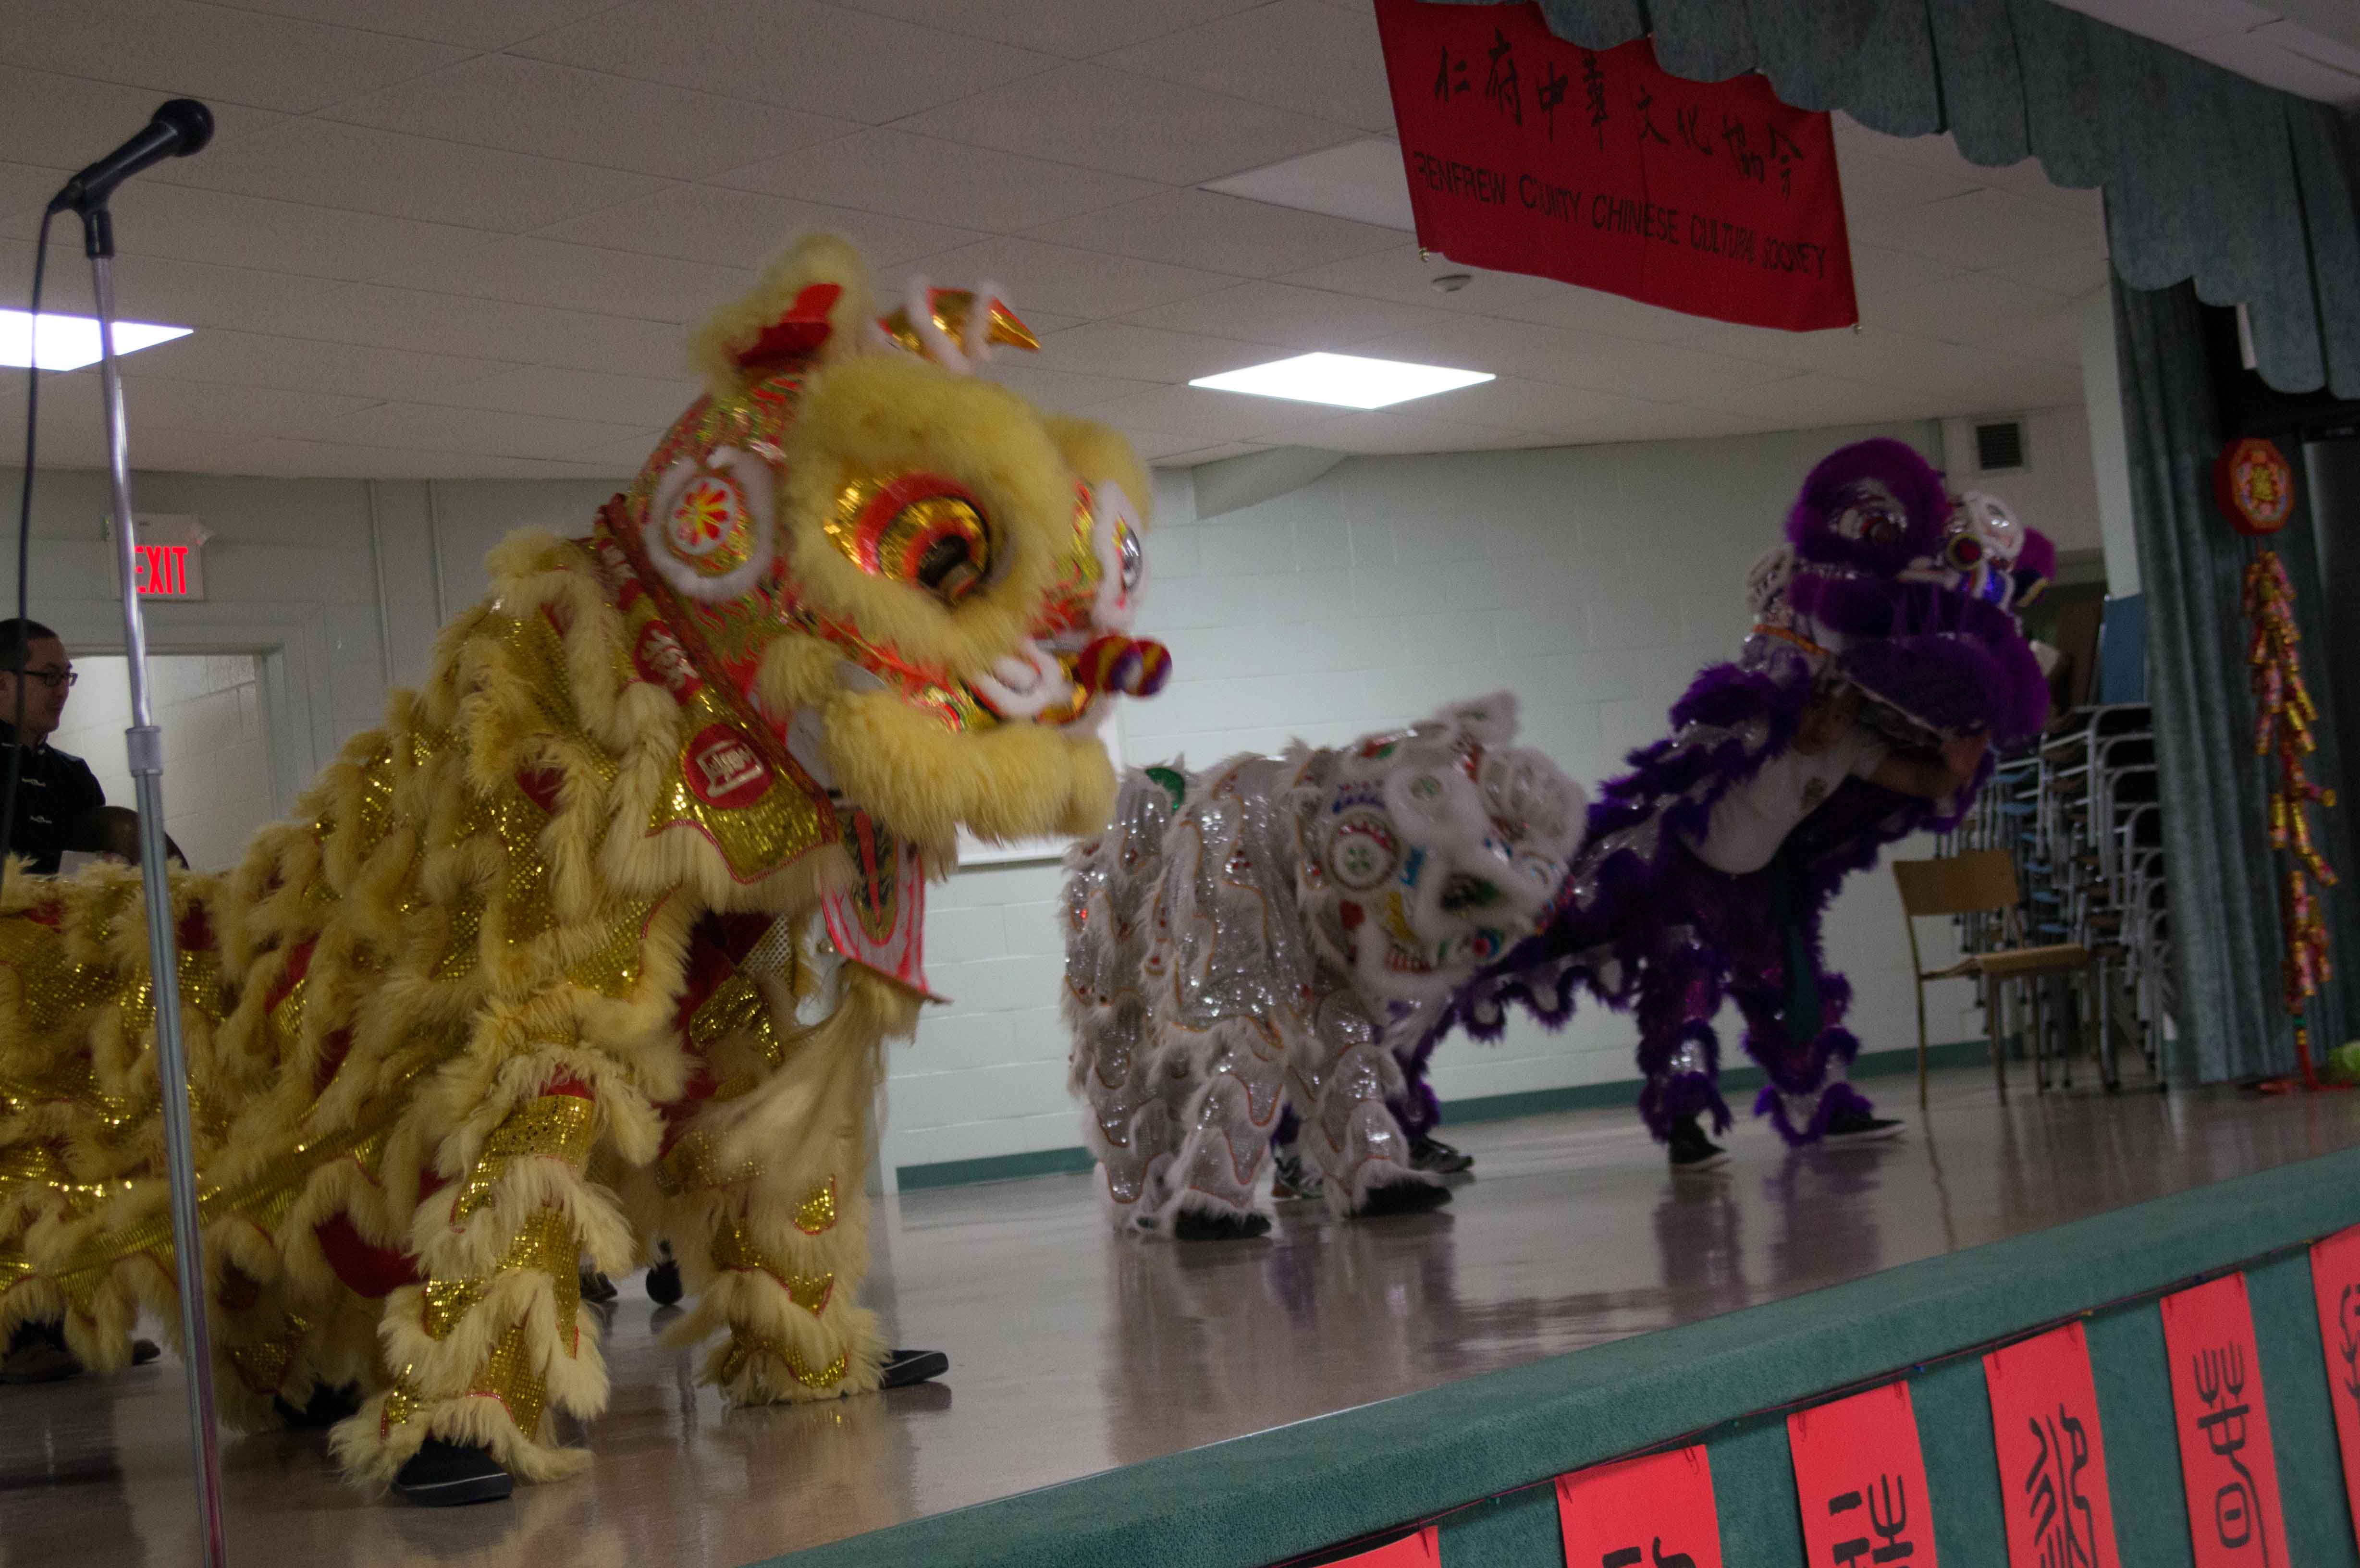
773, 1144, 2360, 1568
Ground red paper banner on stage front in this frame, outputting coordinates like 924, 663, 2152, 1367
2162, 1274, 2292, 1568
1328, 1526, 1439, 1568
1372, 0, 1857, 331
2312, 1226, 2360, 1549
1787, 1382, 1937, 1568
1983, 1322, 2124, 1568
1557, 1445, 1724, 1568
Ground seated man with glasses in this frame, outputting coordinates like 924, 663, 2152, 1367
0, 617, 102, 877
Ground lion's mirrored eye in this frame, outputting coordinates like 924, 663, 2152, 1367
828, 472, 995, 605
1116, 518, 1143, 592
1945, 532, 1986, 569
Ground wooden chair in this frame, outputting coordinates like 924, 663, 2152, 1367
1893, 848, 2093, 1107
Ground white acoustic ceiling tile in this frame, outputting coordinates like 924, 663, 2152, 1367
1557, 403, 1766, 445
1482, 281, 1729, 345
1084, 383, 1323, 443
1832, 147, 1981, 216
1411, 376, 1664, 435
1985, 249, 2115, 299
0, 180, 500, 283
1025, 190, 1401, 279
977, 361, 1161, 413
150, 120, 672, 234
321, 400, 651, 461
0, 65, 286, 172
904, 236, 1233, 321
1277, 244, 1560, 317
1850, 187, 2105, 270
1859, 271, 2083, 347
1029, 322, 1279, 383
0, 161, 64, 222
513, 0, 1057, 122
324, 56, 859, 182
567, 428, 675, 472
2047, 0, 2275, 49
1831, 114, 1985, 177
1681, 371, 1952, 427
716, 129, 1161, 233
115, 374, 381, 439
1098, 0, 1396, 133
0, 0, 470, 114
2183, 28, 2360, 106
1981, 321, 2088, 370
537, 184, 981, 270
1115, 429, 1217, 461
228, 436, 631, 479
209, 0, 625, 49
1348, 316, 1793, 403
835, 0, 1265, 59
1845, 242, 1970, 301
120, 329, 521, 402
414, 364, 700, 428
0, 242, 349, 334
894, 64, 1362, 186
1269, 407, 1525, 454
374, 237, 754, 325
10, 416, 239, 474
1960, 155, 2106, 213
273, 282, 684, 374
1120, 281, 1455, 349
1151, 441, 1272, 467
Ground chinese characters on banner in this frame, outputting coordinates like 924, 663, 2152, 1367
1983, 1323, 2123, 1568
2311, 1226, 2360, 1549
1372, 0, 1857, 331
1330, 1526, 1439, 1568
2162, 1275, 2292, 1568
1787, 1381, 1937, 1567
1557, 1446, 1724, 1568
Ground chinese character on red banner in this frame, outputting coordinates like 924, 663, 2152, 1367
1984, 1323, 2123, 1568
1558, 1446, 1723, 1568
1788, 1382, 1937, 1567
2162, 1274, 2292, 1568
1328, 1526, 1439, 1568
2311, 1226, 2360, 1551
1372, 0, 1857, 331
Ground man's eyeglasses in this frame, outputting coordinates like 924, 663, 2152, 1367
12, 669, 76, 690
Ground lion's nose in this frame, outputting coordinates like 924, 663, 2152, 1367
1073, 635, 1172, 698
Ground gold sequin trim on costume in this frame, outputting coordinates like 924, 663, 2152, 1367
793, 1177, 838, 1236
710, 1212, 834, 1314
421, 1207, 581, 1348
226, 1311, 310, 1397
653, 1131, 762, 1198
714, 1336, 848, 1392
451, 1093, 597, 1223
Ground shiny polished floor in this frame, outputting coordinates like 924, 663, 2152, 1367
8, 1066, 2357, 1567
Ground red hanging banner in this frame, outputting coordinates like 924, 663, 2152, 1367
1557, 1446, 1724, 1568
1327, 1526, 1439, 1568
2311, 1226, 2360, 1549
1372, 0, 1857, 332
1787, 1381, 1939, 1568
1983, 1322, 2124, 1567
2161, 1274, 2292, 1568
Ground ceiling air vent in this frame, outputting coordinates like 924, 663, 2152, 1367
1974, 418, 2027, 473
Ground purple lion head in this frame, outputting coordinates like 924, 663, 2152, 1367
1785, 438, 1950, 577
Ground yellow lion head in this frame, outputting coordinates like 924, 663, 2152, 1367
604, 233, 1168, 864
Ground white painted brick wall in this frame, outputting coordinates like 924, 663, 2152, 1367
884, 416, 2090, 1174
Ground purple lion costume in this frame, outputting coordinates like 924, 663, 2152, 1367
1401, 439, 2055, 1148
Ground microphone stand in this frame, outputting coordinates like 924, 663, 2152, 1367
78, 200, 230, 1568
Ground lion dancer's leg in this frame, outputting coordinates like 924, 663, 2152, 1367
1143, 1016, 1283, 1240
1288, 987, 1446, 1219
334, 1058, 630, 1500
1730, 853, 1874, 1145
665, 965, 911, 1404
1634, 923, 1734, 1151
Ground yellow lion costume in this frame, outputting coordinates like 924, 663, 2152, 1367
0, 234, 1165, 1494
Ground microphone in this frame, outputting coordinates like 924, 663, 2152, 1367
49, 99, 214, 215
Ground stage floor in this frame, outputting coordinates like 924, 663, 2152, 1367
8, 1066, 2359, 1567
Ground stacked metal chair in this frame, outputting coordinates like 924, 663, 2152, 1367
1940, 702, 2169, 1091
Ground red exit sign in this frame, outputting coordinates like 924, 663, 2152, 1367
110, 514, 209, 601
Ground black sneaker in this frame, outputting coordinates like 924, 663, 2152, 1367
1409, 1135, 1474, 1175
578, 1267, 618, 1304
1667, 1116, 1729, 1171
392, 1439, 513, 1507
275, 1380, 361, 1430
1359, 1178, 1452, 1216
2, 1321, 80, 1384
880, 1348, 948, 1388
1172, 1208, 1274, 1241
131, 1338, 160, 1365
1823, 1107, 1904, 1143
1270, 1151, 1323, 1201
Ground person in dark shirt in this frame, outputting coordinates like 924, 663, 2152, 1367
0, 617, 105, 876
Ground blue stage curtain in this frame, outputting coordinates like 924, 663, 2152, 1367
1418, 0, 2360, 400
2114, 279, 2354, 1082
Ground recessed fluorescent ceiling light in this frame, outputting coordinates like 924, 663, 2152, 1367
1191, 352, 1493, 410
0, 310, 191, 371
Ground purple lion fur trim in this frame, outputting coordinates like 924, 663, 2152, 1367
1757, 1077, 1875, 1146
1389, 1046, 1444, 1138
1785, 438, 1949, 576
1743, 1020, 1862, 1098
1788, 571, 2051, 744
1643, 1072, 1731, 1140
2016, 527, 2057, 585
